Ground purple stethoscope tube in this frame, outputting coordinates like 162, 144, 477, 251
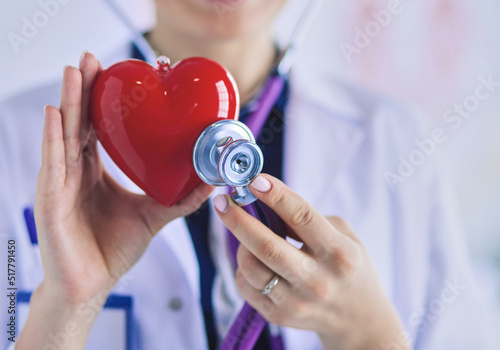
225, 75, 286, 269
220, 74, 287, 350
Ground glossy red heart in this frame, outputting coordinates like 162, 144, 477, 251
91, 58, 239, 206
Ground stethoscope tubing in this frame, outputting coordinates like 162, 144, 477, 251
220, 73, 288, 350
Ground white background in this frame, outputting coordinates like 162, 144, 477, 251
1, 0, 499, 346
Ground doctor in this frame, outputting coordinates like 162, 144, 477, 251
1, 0, 486, 349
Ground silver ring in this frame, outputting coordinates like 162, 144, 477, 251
261, 275, 280, 295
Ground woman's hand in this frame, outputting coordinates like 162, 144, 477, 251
214, 175, 410, 350
16, 52, 213, 350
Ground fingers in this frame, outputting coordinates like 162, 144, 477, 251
174, 182, 215, 217
325, 216, 360, 243
59, 52, 103, 189
60, 66, 83, 173
141, 182, 215, 235
235, 270, 294, 326
237, 245, 275, 290
214, 195, 303, 279
235, 270, 279, 320
40, 105, 66, 192
79, 51, 102, 151
248, 175, 345, 255
236, 245, 292, 304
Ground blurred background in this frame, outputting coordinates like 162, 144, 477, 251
1, 0, 499, 346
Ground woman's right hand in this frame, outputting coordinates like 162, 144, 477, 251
16, 52, 214, 350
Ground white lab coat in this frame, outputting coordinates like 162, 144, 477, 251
0, 44, 489, 350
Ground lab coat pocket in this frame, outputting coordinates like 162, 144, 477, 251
16, 292, 136, 350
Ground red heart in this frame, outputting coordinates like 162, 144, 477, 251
91, 58, 239, 206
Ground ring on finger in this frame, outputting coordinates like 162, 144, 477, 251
261, 274, 280, 295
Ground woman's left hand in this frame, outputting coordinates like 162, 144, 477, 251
214, 174, 410, 350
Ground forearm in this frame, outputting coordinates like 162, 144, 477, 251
16, 283, 102, 350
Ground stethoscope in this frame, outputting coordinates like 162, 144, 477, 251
101, 0, 323, 349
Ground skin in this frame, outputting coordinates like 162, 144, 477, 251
17, 1, 411, 349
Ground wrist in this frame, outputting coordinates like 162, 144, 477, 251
317, 296, 412, 350
16, 282, 104, 349
365, 297, 412, 350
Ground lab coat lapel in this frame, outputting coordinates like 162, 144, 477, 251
284, 70, 366, 214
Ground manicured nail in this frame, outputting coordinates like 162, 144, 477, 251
79, 50, 88, 68
251, 175, 271, 192
214, 195, 229, 214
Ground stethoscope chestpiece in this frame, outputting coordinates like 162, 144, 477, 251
193, 120, 264, 205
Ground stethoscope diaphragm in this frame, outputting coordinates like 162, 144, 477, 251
193, 120, 264, 205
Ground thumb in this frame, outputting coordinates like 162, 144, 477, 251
142, 182, 215, 233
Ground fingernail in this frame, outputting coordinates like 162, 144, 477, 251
251, 175, 271, 192
63, 65, 70, 75
79, 50, 88, 68
214, 195, 229, 214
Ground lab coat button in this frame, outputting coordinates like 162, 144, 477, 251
168, 297, 183, 311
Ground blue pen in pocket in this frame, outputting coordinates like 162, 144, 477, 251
23, 207, 38, 245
